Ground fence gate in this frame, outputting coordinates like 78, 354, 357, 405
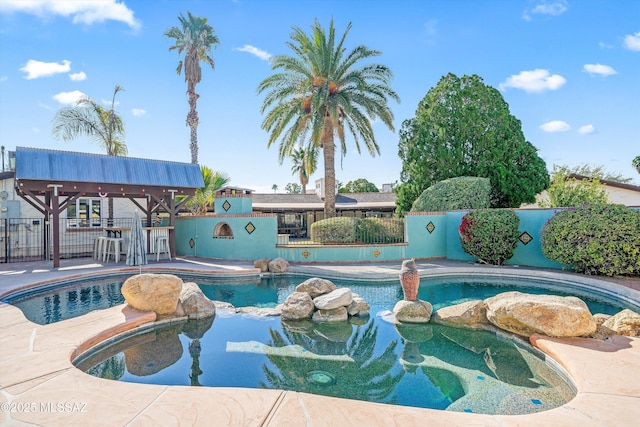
0, 218, 46, 263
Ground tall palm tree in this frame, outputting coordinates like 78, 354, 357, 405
52, 85, 127, 220
258, 19, 399, 213
185, 165, 230, 215
165, 11, 219, 165
290, 145, 318, 194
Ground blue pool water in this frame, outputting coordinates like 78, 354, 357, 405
6, 273, 631, 414
5, 273, 627, 325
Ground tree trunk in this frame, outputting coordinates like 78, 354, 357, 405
322, 116, 336, 214
186, 90, 200, 164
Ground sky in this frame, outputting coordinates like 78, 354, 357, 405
0, 0, 638, 193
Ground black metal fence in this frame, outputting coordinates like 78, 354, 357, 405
1, 217, 134, 263
276, 213, 405, 246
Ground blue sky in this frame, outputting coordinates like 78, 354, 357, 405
1, 0, 638, 193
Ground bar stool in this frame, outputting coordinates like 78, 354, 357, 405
93, 236, 107, 260
104, 237, 125, 263
155, 236, 171, 261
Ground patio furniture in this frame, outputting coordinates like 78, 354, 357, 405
93, 236, 108, 260
103, 237, 125, 263
154, 236, 170, 261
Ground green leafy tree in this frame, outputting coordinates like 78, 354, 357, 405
290, 146, 318, 194
538, 166, 608, 208
165, 11, 219, 164
258, 18, 399, 214
553, 163, 633, 184
395, 73, 549, 213
271, 184, 278, 193
52, 85, 127, 219
185, 165, 230, 215
339, 178, 379, 193
284, 182, 302, 193
632, 156, 640, 174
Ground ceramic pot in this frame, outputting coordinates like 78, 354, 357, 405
399, 258, 419, 301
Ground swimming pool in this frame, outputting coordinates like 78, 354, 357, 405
5, 273, 633, 414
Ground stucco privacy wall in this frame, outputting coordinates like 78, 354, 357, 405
175, 208, 571, 269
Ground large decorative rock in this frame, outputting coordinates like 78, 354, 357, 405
295, 277, 337, 298
268, 257, 289, 273
347, 294, 370, 317
393, 300, 433, 323
602, 309, 640, 337
313, 288, 353, 310
253, 258, 271, 272
121, 273, 182, 315
179, 282, 216, 319
432, 300, 489, 329
312, 307, 348, 323
281, 292, 315, 320
484, 291, 597, 337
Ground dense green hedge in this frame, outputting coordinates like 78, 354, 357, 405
541, 204, 640, 276
311, 217, 361, 243
411, 176, 491, 212
310, 217, 405, 244
357, 218, 404, 243
459, 209, 520, 265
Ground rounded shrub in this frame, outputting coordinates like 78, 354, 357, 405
411, 176, 491, 212
310, 217, 360, 244
357, 217, 404, 244
541, 204, 640, 276
459, 209, 520, 265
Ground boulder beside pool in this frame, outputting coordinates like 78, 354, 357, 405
122, 273, 182, 315
484, 291, 597, 337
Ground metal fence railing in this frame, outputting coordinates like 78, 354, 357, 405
276, 213, 405, 246
1, 217, 134, 264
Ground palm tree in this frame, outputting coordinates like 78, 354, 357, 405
258, 18, 399, 213
290, 145, 318, 194
165, 11, 219, 165
633, 155, 640, 174
185, 165, 230, 215
52, 85, 127, 220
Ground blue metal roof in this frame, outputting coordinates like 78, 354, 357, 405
15, 147, 204, 188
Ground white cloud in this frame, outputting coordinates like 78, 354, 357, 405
540, 120, 571, 132
131, 108, 146, 117
583, 63, 617, 77
523, 1, 567, 20
101, 99, 119, 106
53, 90, 86, 105
578, 124, 596, 134
69, 71, 87, 81
0, 76, 7, 82
0, 0, 141, 30
20, 59, 70, 79
235, 45, 272, 61
598, 41, 614, 49
623, 31, 640, 51
499, 69, 566, 93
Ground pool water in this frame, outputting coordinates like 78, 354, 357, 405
6, 274, 630, 414
6, 274, 626, 325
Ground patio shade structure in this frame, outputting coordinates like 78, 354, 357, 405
126, 210, 147, 269
13, 147, 204, 267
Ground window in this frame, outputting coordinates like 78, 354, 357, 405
67, 198, 102, 227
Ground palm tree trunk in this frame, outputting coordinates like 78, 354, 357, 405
322, 116, 336, 214
187, 90, 199, 164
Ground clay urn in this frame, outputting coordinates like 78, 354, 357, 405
399, 258, 420, 301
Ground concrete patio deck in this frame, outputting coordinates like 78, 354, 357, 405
1, 257, 639, 426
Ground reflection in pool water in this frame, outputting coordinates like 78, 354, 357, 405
76, 306, 576, 414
